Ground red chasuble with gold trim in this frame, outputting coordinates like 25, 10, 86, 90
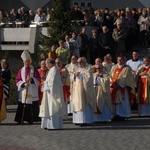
110, 66, 126, 104
139, 67, 150, 104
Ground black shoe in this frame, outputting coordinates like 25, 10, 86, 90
17, 122, 21, 125
100, 121, 108, 124
28, 121, 33, 125
79, 123, 87, 127
75, 123, 80, 126
111, 115, 125, 121
68, 113, 73, 116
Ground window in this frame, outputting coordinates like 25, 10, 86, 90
73, 2, 79, 6
81, 2, 85, 7
87, 2, 92, 7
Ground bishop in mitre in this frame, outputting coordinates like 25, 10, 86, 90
14, 50, 41, 125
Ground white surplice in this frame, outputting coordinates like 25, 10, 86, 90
66, 62, 78, 114
39, 66, 65, 129
16, 66, 39, 104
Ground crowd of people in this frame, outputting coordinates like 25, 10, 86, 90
1, 5, 150, 47
1, 5, 150, 130
1, 47, 150, 130
0, 7, 50, 27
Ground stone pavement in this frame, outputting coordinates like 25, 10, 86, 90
0, 105, 150, 150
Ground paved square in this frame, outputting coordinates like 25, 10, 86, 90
0, 105, 150, 150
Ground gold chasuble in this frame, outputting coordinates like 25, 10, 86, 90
136, 66, 150, 104
0, 78, 6, 123
72, 67, 97, 113
93, 73, 114, 114
110, 65, 135, 105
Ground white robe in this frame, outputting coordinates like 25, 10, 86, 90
110, 64, 135, 118
71, 67, 95, 124
115, 87, 131, 118
93, 76, 113, 122
138, 104, 150, 116
73, 105, 94, 124
39, 66, 65, 129
94, 102, 112, 122
66, 63, 78, 114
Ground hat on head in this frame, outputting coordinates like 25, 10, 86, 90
21, 50, 30, 61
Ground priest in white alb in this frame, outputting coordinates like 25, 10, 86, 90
110, 56, 135, 121
65, 55, 78, 115
93, 64, 114, 122
39, 58, 65, 130
71, 57, 96, 126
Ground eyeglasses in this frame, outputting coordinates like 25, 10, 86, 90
77, 62, 82, 64
55, 62, 60, 64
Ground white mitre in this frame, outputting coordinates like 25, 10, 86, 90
21, 50, 30, 61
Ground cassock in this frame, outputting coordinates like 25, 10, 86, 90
0, 78, 6, 123
110, 64, 135, 118
66, 62, 78, 114
71, 66, 96, 124
39, 66, 65, 129
136, 65, 150, 116
14, 66, 41, 124
93, 73, 114, 122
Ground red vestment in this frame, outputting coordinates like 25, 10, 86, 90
58, 67, 70, 103
138, 67, 150, 104
38, 68, 48, 105
110, 66, 125, 104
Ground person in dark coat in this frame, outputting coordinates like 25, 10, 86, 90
89, 29, 99, 65
77, 27, 89, 58
99, 26, 114, 61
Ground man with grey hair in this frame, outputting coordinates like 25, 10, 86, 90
34, 8, 46, 26
71, 57, 96, 126
39, 58, 65, 129
99, 26, 114, 60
